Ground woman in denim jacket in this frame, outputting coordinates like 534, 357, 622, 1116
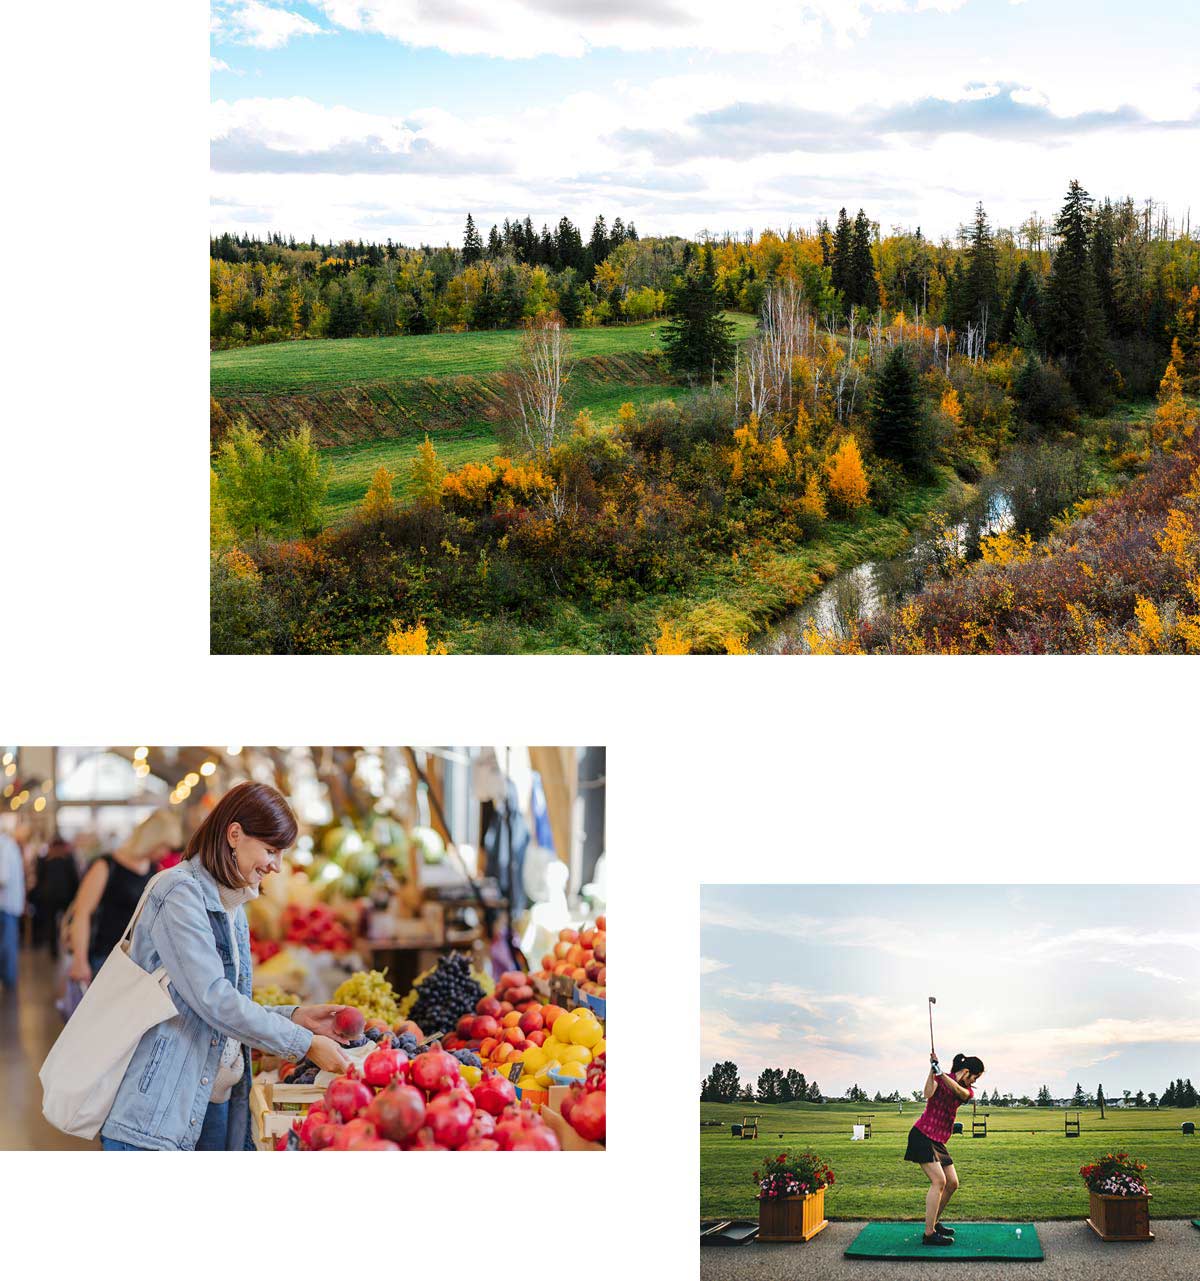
100, 782, 354, 1150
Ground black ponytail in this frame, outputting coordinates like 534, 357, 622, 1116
952, 1053, 985, 1075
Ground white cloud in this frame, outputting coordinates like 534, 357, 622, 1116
310, 0, 925, 59
700, 956, 729, 976
216, 1, 328, 50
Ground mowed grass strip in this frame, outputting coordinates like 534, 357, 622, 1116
700, 1102, 1200, 1220
211, 314, 758, 395
321, 377, 696, 520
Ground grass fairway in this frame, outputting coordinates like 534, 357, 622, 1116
700, 1102, 1200, 1220
211, 315, 757, 395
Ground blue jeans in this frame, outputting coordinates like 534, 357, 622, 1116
0, 912, 19, 988
101, 1101, 230, 1151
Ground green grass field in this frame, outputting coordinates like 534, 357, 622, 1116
320, 376, 699, 518
211, 315, 757, 394
700, 1102, 1200, 1220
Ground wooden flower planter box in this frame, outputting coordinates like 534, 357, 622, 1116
757, 1189, 828, 1242
1086, 1191, 1154, 1242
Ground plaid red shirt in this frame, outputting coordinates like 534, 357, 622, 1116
915, 1075, 973, 1143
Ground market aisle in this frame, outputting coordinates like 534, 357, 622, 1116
0, 945, 92, 1150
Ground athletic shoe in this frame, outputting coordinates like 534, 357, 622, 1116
923, 1233, 954, 1246
935, 1223, 955, 1238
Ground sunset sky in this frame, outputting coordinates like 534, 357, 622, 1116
700, 884, 1200, 1098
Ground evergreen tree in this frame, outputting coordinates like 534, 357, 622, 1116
327, 283, 362, 338
848, 208, 879, 310
499, 266, 526, 327
588, 215, 609, 278
999, 260, 1041, 345
556, 273, 584, 327
486, 223, 502, 259
1090, 198, 1118, 329
830, 207, 852, 302
661, 245, 736, 382
462, 212, 484, 265
1097, 1084, 1106, 1118
807, 1080, 822, 1103
1042, 180, 1116, 409
778, 1073, 794, 1103
406, 290, 432, 335
1072, 1082, 1086, 1106
870, 345, 926, 473
1135, 1089, 1146, 1107
962, 202, 1000, 343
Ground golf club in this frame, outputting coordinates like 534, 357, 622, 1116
928, 996, 938, 1071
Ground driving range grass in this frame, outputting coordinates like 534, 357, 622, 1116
700, 1102, 1200, 1220
211, 315, 757, 394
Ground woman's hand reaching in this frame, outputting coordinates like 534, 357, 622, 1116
292, 1003, 356, 1042
69, 955, 92, 984
307, 1034, 353, 1075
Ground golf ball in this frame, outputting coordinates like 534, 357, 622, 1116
1016, 1229, 1022, 1238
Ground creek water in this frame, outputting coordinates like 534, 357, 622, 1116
757, 488, 1014, 652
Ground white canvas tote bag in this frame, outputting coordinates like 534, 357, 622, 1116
39, 870, 179, 1139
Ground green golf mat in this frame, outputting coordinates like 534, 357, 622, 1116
844, 1223, 1043, 1261
1192, 1220, 1200, 1230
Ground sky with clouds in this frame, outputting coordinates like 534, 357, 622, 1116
210, 0, 1200, 245
700, 885, 1200, 1099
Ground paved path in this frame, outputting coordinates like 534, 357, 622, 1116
701, 1220, 1200, 1281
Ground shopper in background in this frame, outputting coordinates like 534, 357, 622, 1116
33, 834, 79, 959
67, 809, 181, 983
98, 781, 354, 1151
0, 821, 26, 992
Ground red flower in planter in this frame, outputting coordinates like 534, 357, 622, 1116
777, 1153, 787, 1163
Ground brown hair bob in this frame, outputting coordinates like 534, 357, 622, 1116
185, 781, 298, 889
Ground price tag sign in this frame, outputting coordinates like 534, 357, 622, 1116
549, 974, 574, 1007
508, 1060, 525, 1084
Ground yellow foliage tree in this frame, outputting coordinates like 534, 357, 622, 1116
940, 387, 963, 427
617, 401, 638, 430
359, 465, 396, 520
646, 621, 691, 654
793, 402, 813, 451
825, 436, 870, 512
1152, 359, 1196, 451
723, 634, 751, 654
410, 436, 446, 505
800, 471, 827, 522
385, 621, 449, 655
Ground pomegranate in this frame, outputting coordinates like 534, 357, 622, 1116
347, 1136, 401, 1150
472, 1072, 518, 1117
424, 1092, 474, 1149
459, 1138, 500, 1150
404, 1127, 448, 1151
328, 1116, 379, 1149
362, 1045, 406, 1089
410, 1049, 461, 1094
508, 1126, 561, 1151
305, 1122, 340, 1150
560, 1087, 579, 1124
570, 1090, 606, 1142
365, 1083, 426, 1143
466, 1108, 497, 1141
324, 1065, 373, 1121
333, 1006, 365, 1040
299, 1106, 330, 1148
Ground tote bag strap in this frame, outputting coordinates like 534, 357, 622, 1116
117, 867, 175, 986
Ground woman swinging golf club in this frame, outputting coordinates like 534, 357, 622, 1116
903, 996, 985, 1246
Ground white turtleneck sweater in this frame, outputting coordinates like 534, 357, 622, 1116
210, 881, 259, 1104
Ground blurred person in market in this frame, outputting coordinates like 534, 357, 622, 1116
32, 832, 80, 959
96, 781, 356, 1151
0, 817, 26, 993
66, 808, 183, 985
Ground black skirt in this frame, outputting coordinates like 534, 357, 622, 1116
904, 1124, 953, 1166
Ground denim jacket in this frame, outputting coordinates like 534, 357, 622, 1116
100, 858, 313, 1151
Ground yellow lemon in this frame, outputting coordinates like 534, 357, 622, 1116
570, 1018, 603, 1048
592, 1038, 606, 1056
542, 1037, 566, 1059
558, 1061, 587, 1079
521, 1046, 547, 1073
516, 1075, 540, 1090
560, 1044, 591, 1065
536, 1059, 563, 1088
460, 1064, 482, 1086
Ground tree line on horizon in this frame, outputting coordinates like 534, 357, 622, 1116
702, 1061, 1199, 1108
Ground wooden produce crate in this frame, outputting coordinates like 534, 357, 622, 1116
250, 1078, 324, 1151
541, 1105, 604, 1152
